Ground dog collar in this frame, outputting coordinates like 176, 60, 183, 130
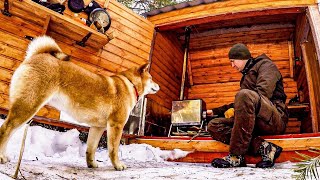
133, 85, 139, 102
121, 75, 139, 102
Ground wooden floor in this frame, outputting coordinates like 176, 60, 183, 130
1, 107, 318, 164
128, 134, 320, 163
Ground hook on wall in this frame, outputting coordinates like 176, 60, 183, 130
1, 0, 11, 16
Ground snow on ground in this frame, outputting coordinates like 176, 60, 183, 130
0, 119, 298, 179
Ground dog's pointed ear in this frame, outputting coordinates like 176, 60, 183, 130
138, 63, 149, 74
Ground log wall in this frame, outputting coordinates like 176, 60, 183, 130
145, 32, 183, 136
0, 0, 154, 120
187, 27, 298, 110
148, 31, 184, 111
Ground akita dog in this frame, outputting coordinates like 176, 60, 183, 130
0, 36, 159, 170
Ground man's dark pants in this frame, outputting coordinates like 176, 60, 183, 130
207, 89, 287, 155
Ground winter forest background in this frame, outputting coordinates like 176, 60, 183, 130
117, 0, 189, 15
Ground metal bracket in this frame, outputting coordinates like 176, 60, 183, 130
25, 35, 34, 41
1, 0, 11, 17
76, 32, 92, 47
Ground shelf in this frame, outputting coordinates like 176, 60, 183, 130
288, 104, 309, 119
1, 0, 113, 49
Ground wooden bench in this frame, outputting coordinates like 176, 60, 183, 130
286, 104, 309, 134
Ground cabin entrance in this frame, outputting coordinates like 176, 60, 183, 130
145, 5, 320, 137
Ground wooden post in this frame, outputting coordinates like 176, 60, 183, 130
179, 27, 191, 100
187, 55, 193, 86
307, 5, 320, 66
301, 43, 319, 132
288, 41, 294, 78
138, 29, 157, 136
148, 29, 157, 69
104, 0, 111, 9
42, 15, 51, 35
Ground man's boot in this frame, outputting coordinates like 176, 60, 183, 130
256, 141, 282, 168
211, 154, 246, 168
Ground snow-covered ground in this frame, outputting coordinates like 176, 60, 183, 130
0, 119, 298, 179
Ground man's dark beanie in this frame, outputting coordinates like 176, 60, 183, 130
228, 43, 251, 60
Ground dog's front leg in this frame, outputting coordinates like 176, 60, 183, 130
86, 126, 105, 168
107, 120, 127, 171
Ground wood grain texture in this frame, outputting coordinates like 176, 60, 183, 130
148, 0, 315, 25
0, 0, 154, 120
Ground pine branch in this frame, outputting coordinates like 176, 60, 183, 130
293, 148, 320, 180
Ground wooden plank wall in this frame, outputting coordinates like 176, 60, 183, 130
187, 27, 298, 110
301, 32, 320, 132
0, 0, 154, 120
147, 31, 184, 116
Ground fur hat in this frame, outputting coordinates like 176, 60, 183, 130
228, 43, 251, 60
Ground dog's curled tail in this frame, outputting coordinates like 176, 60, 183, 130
25, 35, 69, 61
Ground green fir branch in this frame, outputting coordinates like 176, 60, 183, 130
293, 148, 320, 180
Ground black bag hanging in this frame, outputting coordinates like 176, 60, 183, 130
68, 0, 85, 13
32, 0, 66, 14
83, 0, 101, 15
47, 3, 66, 14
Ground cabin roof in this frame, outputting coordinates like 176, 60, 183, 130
142, 0, 220, 17
144, 0, 316, 32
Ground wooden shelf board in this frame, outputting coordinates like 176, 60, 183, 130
1, 0, 111, 49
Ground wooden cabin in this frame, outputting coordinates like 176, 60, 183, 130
0, 0, 154, 123
0, 0, 320, 163
144, 0, 320, 136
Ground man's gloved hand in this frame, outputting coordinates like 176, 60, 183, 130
207, 109, 213, 117
205, 109, 215, 122
224, 108, 234, 118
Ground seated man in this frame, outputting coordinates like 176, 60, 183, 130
206, 43, 289, 168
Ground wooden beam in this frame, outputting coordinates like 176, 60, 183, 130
187, 56, 193, 86
129, 133, 320, 163
301, 43, 319, 132
288, 41, 294, 78
169, 150, 318, 163
148, 29, 157, 66
294, 13, 309, 58
42, 15, 50, 35
189, 32, 294, 50
155, 7, 305, 31
307, 5, 320, 66
103, 0, 110, 9
185, 23, 294, 39
129, 135, 320, 152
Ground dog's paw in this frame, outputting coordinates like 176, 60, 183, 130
0, 154, 9, 164
114, 162, 127, 171
87, 161, 98, 168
